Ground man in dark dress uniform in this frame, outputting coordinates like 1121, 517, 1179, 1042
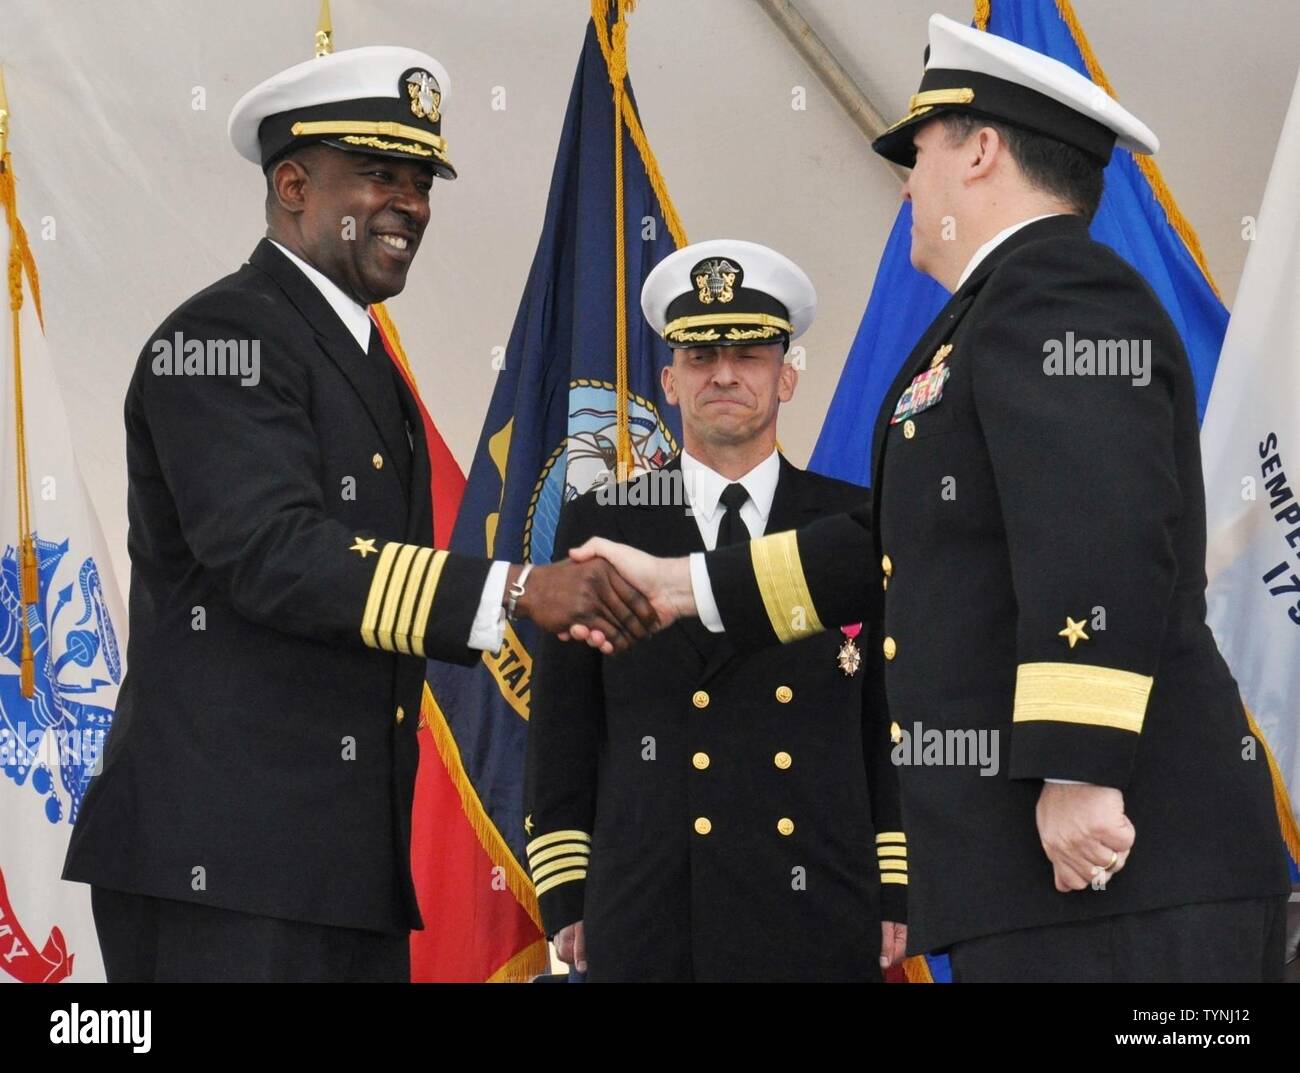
61, 44, 654, 982
524, 241, 906, 981
565, 15, 1292, 982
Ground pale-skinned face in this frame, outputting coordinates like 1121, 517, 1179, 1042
661, 342, 796, 449
900, 119, 968, 281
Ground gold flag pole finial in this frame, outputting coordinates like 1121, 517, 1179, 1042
314, 0, 334, 57
0, 65, 11, 164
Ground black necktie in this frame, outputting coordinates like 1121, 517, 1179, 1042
715, 483, 750, 548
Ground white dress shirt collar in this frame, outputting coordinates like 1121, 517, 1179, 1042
953, 213, 1061, 292
680, 448, 781, 527
268, 239, 374, 353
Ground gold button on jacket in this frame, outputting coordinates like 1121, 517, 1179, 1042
883, 636, 897, 660
395, 705, 405, 725
774, 751, 792, 770
372, 452, 384, 470
692, 751, 710, 770
777, 817, 795, 836
775, 685, 793, 704
692, 690, 710, 709
694, 817, 712, 835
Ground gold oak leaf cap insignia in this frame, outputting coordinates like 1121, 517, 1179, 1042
1058, 616, 1090, 648
350, 537, 378, 558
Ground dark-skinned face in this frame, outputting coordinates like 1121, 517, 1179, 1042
270, 146, 435, 305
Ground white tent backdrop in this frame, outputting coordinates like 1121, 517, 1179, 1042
2, 0, 1297, 587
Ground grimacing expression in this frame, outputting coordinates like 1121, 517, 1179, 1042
281, 147, 435, 305
661, 343, 796, 448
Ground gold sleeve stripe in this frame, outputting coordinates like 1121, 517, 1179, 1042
528, 843, 591, 868
393, 547, 434, 655
878, 859, 909, 872
877, 846, 907, 858
530, 856, 590, 883
534, 869, 588, 898
360, 543, 452, 656
526, 829, 592, 855
360, 542, 400, 648
880, 873, 909, 885
377, 543, 419, 652
409, 550, 448, 658
1013, 662, 1153, 734
750, 530, 823, 644
876, 832, 907, 845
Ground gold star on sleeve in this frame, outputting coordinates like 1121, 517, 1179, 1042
1058, 616, 1090, 649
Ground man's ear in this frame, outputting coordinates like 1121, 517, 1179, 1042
968, 126, 1002, 182
270, 157, 311, 215
661, 360, 680, 405
777, 358, 798, 403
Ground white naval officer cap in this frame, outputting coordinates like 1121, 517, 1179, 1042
641, 240, 817, 350
228, 45, 456, 178
873, 13, 1158, 168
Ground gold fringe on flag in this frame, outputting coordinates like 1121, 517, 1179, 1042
1244, 703, 1300, 862
1051, 0, 1221, 299
591, 0, 688, 480
486, 938, 550, 983
902, 954, 934, 983
976, 0, 1223, 299
422, 683, 548, 934
1, 68, 41, 699
371, 304, 549, 975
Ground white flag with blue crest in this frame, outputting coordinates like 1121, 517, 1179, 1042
0, 183, 125, 982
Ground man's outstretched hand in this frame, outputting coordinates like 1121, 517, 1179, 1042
510, 559, 658, 655
564, 538, 697, 648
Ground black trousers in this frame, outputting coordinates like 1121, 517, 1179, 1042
948, 896, 1288, 983
91, 886, 409, 983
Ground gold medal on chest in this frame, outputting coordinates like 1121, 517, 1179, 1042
837, 624, 863, 676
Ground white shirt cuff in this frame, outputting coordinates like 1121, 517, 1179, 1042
1043, 778, 1087, 784
468, 560, 511, 653
690, 552, 725, 634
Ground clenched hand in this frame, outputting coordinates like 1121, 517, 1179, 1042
511, 559, 658, 654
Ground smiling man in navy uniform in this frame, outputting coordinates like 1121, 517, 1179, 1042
524, 241, 905, 982
61, 45, 655, 982
567, 15, 1292, 982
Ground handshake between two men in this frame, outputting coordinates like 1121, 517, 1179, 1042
509, 538, 690, 653
512, 535, 1137, 900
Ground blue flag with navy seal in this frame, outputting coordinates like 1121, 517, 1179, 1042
420, 3, 685, 978
808, 0, 1256, 984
